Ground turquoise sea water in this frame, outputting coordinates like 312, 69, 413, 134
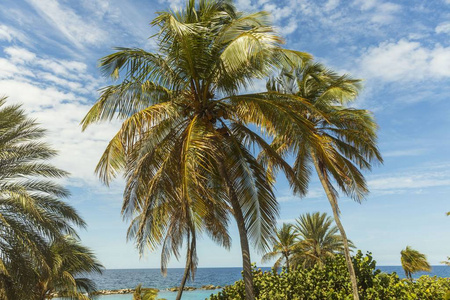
86, 290, 220, 300
71, 266, 449, 300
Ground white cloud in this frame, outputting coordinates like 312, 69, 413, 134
0, 25, 13, 42
325, 0, 340, 11
372, 4, 400, 23
281, 18, 298, 35
0, 24, 29, 44
2, 47, 96, 94
368, 170, 450, 191
263, 3, 293, 21
383, 148, 427, 157
0, 46, 122, 187
436, 22, 450, 34
25, 0, 107, 49
277, 188, 324, 202
4, 47, 36, 63
0, 58, 34, 79
358, 39, 450, 82
354, 0, 377, 10
353, 0, 400, 24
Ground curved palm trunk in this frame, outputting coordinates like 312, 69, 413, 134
176, 233, 195, 300
311, 153, 360, 300
219, 164, 255, 300
229, 195, 255, 300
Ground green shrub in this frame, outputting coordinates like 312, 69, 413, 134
209, 251, 450, 300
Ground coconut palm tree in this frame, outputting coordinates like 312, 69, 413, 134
264, 63, 383, 299
292, 212, 350, 268
31, 236, 103, 300
262, 223, 297, 271
400, 246, 431, 280
81, 1, 312, 299
0, 97, 86, 299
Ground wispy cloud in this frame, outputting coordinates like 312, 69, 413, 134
436, 22, 450, 35
0, 46, 121, 187
368, 168, 450, 192
383, 148, 427, 157
0, 24, 29, 44
25, 0, 107, 49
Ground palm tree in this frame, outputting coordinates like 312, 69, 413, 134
292, 212, 350, 268
264, 63, 383, 300
81, 1, 312, 299
133, 284, 158, 300
400, 246, 431, 280
0, 97, 87, 299
31, 236, 103, 300
262, 223, 297, 271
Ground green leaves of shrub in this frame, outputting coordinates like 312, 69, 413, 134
209, 251, 450, 300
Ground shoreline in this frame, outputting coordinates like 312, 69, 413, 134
92, 285, 222, 296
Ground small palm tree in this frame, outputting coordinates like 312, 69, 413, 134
133, 284, 158, 300
400, 246, 431, 280
292, 212, 350, 268
0, 97, 86, 299
31, 236, 103, 300
262, 223, 298, 271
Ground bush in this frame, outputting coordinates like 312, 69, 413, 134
209, 251, 450, 300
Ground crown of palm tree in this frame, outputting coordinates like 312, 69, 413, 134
32, 236, 103, 300
401, 246, 431, 280
81, 3, 315, 297
293, 212, 350, 268
265, 62, 382, 203
262, 223, 298, 270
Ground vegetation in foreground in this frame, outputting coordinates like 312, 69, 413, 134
210, 251, 450, 300
0, 98, 102, 299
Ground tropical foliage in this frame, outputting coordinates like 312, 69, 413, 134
210, 251, 450, 300
31, 236, 102, 300
0, 97, 102, 299
81, 1, 314, 299
264, 61, 383, 299
292, 212, 350, 268
261, 223, 297, 271
132, 284, 159, 300
401, 246, 431, 280
262, 212, 350, 271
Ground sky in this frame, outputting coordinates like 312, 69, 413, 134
0, 0, 449, 269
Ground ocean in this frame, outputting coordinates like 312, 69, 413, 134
79, 266, 450, 300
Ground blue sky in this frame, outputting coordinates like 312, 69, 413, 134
0, 0, 449, 269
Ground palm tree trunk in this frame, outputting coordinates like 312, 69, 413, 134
176, 233, 193, 300
219, 163, 255, 300
284, 252, 290, 271
229, 195, 255, 300
311, 153, 360, 300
